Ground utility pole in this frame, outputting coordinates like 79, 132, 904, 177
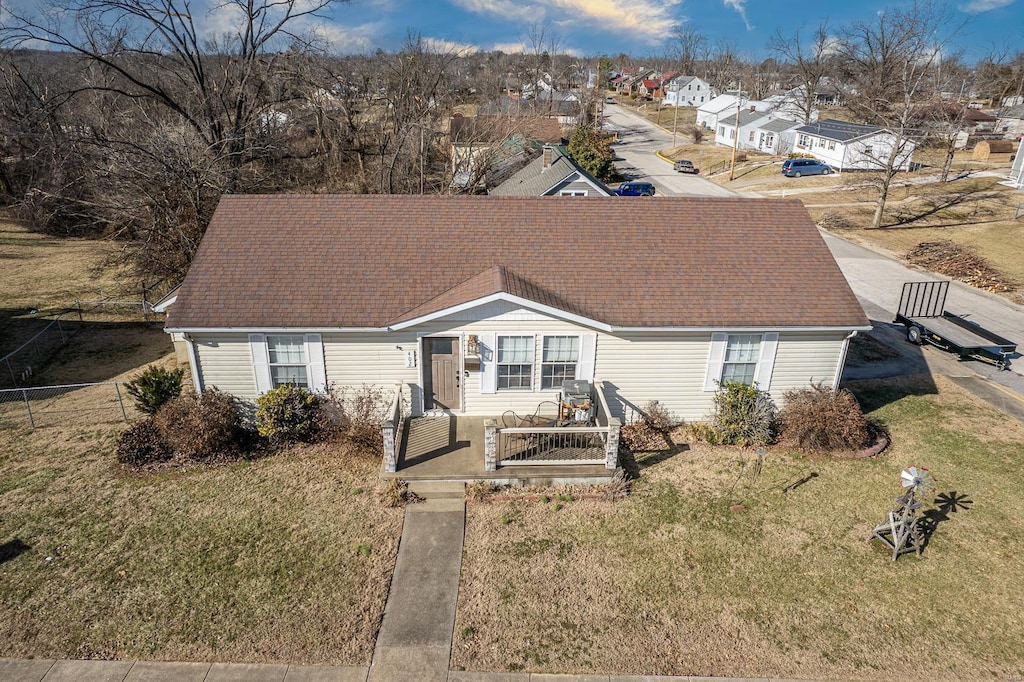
729, 85, 742, 181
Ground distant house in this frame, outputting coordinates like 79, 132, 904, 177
792, 119, 916, 172
480, 93, 583, 128
697, 95, 774, 130
489, 145, 613, 196
661, 76, 713, 107
449, 114, 563, 188
996, 105, 1024, 140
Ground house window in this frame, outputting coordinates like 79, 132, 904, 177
864, 145, 874, 155
559, 189, 588, 196
721, 334, 761, 386
541, 336, 579, 389
827, 140, 836, 151
766, 134, 775, 147
748, 130, 756, 142
797, 134, 809, 147
497, 335, 533, 390
267, 335, 309, 388
719, 126, 725, 137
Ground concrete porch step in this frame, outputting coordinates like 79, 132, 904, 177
407, 481, 466, 500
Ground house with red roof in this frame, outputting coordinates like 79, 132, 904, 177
165, 195, 869, 480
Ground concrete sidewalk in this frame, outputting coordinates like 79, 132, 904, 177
368, 497, 466, 682
0, 658, 816, 681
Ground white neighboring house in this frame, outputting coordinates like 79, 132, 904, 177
697, 95, 774, 130
748, 117, 803, 155
792, 119, 916, 172
1006, 149, 1024, 190
715, 110, 770, 148
996, 105, 1024, 140
661, 76, 713, 107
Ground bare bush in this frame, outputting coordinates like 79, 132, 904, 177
322, 384, 389, 452
153, 389, 249, 462
780, 383, 871, 453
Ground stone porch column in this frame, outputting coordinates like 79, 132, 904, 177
484, 419, 497, 472
605, 418, 621, 470
381, 420, 397, 473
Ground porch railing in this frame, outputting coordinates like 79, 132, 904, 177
381, 383, 406, 473
484, 380, 620, 471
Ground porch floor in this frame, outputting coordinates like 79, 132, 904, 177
386, 415, 615, 485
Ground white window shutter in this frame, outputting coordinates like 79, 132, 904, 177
249, 333, 272, 394
755, 332, 779, 390
305, 333, 327, 394
479, 332, 497, 394
703, 332, 728, 391
577, 333, 597, 381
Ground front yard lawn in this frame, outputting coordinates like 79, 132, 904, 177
0, 417, 401, 664
453, 374, 1024, 679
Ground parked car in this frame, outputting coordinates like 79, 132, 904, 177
673, 159, 699, 174
613, 181, 656, 196
605, 96, 616, 103
781, 158, 833, 177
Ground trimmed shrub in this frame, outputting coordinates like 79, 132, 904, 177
324, 384, 389, 452
116, 419, 171, 467
153, 389, 248, 461
124, 365, 185, 415
780, 382, 871, 453
690, 381, 778, 447
255, 384, 322, 443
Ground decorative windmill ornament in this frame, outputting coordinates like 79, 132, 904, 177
871, 466, 937, 561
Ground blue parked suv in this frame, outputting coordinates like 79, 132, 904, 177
781, 158, 833, 177
614, 181, 656, 196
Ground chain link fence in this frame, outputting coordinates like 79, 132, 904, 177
0, 382, 132, 429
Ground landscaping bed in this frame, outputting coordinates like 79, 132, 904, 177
452, 374, 1024, 679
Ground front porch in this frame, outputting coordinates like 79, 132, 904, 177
379, 381, 622, 485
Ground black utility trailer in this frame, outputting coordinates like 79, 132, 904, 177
895, 281, 1017, 370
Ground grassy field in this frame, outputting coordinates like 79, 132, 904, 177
0, 217, 402, 664
453, 374, 1024, 679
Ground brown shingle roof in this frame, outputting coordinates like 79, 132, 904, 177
165, 196, 868, 330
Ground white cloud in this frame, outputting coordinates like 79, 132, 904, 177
422, 37, 480, 55
454, 0, 684, 44
960, 0, 1015, 12
491, 41, 527, 53
307, 21, 387, 53
722, 0, 753, 30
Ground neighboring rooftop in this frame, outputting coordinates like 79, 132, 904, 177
795, 118, 883, 142
166, 196, 868, 332
489, 145, 612, 196
758, 117, 804, 133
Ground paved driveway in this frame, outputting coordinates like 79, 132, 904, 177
602, 104, 746, 198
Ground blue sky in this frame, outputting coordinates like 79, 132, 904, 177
314, 0, 1022, 61
3, 0, 1021, 61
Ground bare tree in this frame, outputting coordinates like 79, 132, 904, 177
666, 26, 707, 76
835, 0, 964, 229
770, 22, 833, 124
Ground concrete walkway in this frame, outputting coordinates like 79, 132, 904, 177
368, 497, 466, 682
0, 658, 817, 681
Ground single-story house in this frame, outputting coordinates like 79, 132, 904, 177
793, 119, 916, 172
751, 117, 803, 154
996, 105, 1024, 139
489, 145, 613, 196
714, 110, 769, 148
697, 95, 774, 130
165, 196, 869, 477
661, 76, 713, 107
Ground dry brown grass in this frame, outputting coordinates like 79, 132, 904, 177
453, 375, 1024, 679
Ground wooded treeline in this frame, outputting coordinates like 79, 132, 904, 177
1, 0, 1022, 279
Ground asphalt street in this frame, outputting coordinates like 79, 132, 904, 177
600, 103, 1024, 411
602, 103, 748, 198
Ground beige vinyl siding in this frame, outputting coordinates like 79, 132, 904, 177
594, 332, 713, 422
769, 331, 848, 398
191, 334, 258, 397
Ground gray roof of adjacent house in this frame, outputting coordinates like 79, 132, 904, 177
757, 117, 804, 133
795, 119, 883, 142
719, 110, 768, 127
998, 105, 1024, 119
165, 195, 868, 331
489, 146, 612, 196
